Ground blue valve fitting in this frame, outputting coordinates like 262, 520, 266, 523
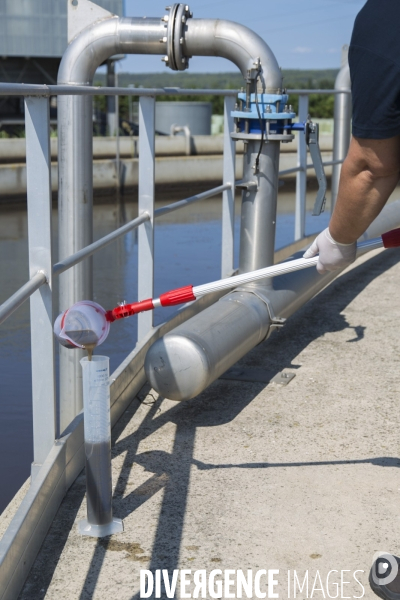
231, 92, 296, 139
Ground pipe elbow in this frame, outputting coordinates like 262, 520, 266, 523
184, 19, 282, 92
58, 16, 167, 85
58, 17, 120, 85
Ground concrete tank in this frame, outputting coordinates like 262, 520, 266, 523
155, 102, 212, 135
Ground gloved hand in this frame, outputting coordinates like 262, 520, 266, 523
303, 227, 357, 274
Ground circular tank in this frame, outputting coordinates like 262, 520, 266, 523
155, 102, 212, 135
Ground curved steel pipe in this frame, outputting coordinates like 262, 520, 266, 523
184, 19, 282, 92
57, 9, 282, 429
58, 17, 167, 85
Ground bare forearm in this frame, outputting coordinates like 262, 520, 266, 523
329, 159, 399, 244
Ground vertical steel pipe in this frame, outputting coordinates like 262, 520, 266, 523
331, 45, 352, 211
106, 59, 117, 136
295, 94, 309, 241
57, 17, 166, 431
239, 141, 280, 274
221, 96, 236, 278
58, 92, 93, 432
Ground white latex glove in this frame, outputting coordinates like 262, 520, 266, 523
303, 227, 357, 274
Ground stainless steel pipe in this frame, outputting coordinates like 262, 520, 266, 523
331, 46, 352, 211
184, 19, 282, 92
58, 16, 168, 431
57, 7, 283, 431
239, 141, 280, 274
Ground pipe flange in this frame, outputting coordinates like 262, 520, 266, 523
167, 4, 179, 69
162, 3, 192, 70
174, 3, 192, 70
231, 131, 295, 142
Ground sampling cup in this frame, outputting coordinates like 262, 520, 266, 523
54, 300, 110, 349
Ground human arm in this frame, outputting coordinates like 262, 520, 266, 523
304, 135, 400, 273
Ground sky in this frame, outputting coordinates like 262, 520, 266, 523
118, 0, 366, 73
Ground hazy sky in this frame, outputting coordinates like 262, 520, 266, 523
119, 0, 366, 73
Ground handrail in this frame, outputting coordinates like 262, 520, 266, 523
0, 272, 46, 325
154, 183, 231, 218
0, 82, 349, 98
287, 88, 351, 95
280, 158, 344, 177
53, 212, 150, 276
0, 83, 239, 97
53, 184, 233, 276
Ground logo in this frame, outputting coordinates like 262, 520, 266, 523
371, 552, 399, 587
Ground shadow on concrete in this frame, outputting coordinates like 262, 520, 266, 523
19, 248, 400, 600
191, 456, 400, 470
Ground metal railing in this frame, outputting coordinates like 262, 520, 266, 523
0, 82, 351, 473
0, 79, 352, 600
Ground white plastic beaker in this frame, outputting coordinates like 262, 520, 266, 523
54, 300, 110, 350
78, 356, 123, 538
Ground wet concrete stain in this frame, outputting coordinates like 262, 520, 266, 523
98, 539, 150, 562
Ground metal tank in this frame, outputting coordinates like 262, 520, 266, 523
155, 102, 212, 135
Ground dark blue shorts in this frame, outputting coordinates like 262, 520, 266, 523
349, 0, 400, 139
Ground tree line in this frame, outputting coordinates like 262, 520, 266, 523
93, 69, 339, 124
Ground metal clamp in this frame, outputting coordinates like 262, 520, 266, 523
235, 180, 258, 191
234, 286, 287, 339
162, 4, 192, 70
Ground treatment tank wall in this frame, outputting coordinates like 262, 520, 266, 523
155, 102, 212, 135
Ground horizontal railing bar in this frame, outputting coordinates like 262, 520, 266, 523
0, 83, 350, 98
287, 89, 351, 95
154, 183, 231, 218
0, 83, 239, 97
279, 158, 344, 177
0, 272, 46, 326
53, 213, 150, 276
319, 159, 344, 167
279, 166, 302, 176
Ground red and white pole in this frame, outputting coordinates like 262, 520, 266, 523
105, 228, 400, 323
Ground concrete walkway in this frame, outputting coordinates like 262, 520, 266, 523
20, 247, 400, 600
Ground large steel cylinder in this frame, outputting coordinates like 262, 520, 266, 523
145, 291, 271, 400
145, 199, 400, 401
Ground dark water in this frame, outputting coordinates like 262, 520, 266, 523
85, 441, 112, 525
0, 191, 331, 513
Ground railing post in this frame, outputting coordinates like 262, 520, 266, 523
221, 96, 236, 278
25, 96, 56, 479
331, 45, 352, 212
295, 94, 308, 241
137, 96, 155, 341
